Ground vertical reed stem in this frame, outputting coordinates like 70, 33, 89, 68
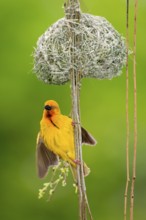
65, 1, 93, 219
130, 0, 138, 219
124, 1, 130, 220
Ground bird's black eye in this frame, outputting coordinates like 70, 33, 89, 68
44, 105, 52, 110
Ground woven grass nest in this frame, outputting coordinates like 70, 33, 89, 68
34, 13, 127, 85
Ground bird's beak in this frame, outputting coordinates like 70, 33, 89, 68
44, 105, 52, 111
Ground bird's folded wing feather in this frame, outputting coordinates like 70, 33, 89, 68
36, 133, 59, 178
81, 127, 97, 146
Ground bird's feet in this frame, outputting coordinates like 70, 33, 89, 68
71, 121, 80, 127
73, 159, 81, 165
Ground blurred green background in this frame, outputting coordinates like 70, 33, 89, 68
0, 0, 145, 219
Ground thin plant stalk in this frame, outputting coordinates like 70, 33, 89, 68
130, 0, 138, 219
65, 0, 93, 219
124, 1, 130, 220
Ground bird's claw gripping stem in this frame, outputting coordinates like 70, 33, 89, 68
71, 121, 80, 127
73, 159, 81, 165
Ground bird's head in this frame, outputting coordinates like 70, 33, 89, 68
43, 100, 61, 117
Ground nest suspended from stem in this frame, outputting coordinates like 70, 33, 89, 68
34, 13, 127, 85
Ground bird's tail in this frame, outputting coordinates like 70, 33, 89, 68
70, 162, 90, 182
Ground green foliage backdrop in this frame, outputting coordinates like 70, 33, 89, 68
0, 0, 145, 219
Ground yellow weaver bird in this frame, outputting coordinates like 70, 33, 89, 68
36, 100, 97, 179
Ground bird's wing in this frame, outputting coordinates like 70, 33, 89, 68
36, 133, 59, 178
81, 127, 97, 146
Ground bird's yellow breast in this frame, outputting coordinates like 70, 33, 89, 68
40, 114, 75, 165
